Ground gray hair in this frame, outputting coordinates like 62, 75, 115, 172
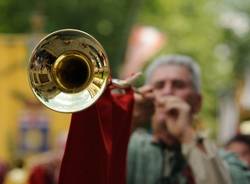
145, 54, 201, 92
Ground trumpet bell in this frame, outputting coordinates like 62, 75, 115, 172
28, 29, 110, 113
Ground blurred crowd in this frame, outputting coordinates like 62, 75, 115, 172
0, 132, 66, 184
0, 152, 62, 184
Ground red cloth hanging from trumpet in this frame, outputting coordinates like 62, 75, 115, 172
58, 86, 134, 184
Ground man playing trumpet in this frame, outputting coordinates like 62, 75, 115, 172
127, 54, 232, 184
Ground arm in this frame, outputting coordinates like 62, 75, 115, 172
131, 85, 154, 129
182, 138, 232, 184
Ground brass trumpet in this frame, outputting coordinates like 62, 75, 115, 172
28, 29, 110, 113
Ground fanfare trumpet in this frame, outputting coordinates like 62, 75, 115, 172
28, 29, 111, 113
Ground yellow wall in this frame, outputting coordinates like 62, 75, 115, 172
0, 34, 70, 161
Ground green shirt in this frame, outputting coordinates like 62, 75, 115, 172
127, 129, 194, 184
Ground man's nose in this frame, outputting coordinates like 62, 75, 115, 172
162, 83, 174, 95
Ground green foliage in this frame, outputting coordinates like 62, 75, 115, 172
0, 0, 143, 76
0, 0, 35, 32
222, 0, 250, 76
224, 31, 250, 78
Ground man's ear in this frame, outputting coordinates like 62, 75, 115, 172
192, 93, 202, 114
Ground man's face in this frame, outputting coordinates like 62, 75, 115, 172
149, 64, 201, 133
227, 142, 250, 166
149, 64, 201, 112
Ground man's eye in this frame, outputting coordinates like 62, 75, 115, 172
173, 80, 186, 88
153, 82, 165, 89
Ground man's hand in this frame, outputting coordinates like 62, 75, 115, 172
132, 85, 155, 126
156, 96, 196, 143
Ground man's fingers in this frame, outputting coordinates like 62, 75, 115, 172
112, 72, 142, 88
135, 84, 154, 100
156, 96, 190, 111
125, 72, 143, 85
155, 96, 180, 108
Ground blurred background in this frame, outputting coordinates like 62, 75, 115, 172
0, 0, 250, 183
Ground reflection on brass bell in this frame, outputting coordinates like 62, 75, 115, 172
28, 29, 110, 113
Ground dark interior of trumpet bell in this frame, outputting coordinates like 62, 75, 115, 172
57, 57, 90, 90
